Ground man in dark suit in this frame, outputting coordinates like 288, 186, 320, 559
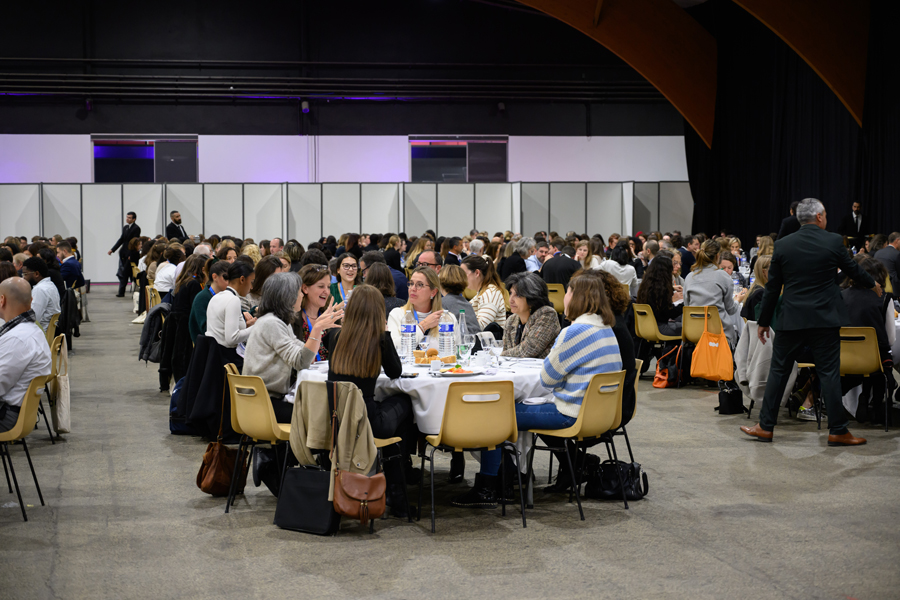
776, 200, 801, 241
165, 210, 188, 242
741, 198, 879, 446
837, 201, 867, 250
678, 235, 698, 274
108, 211, 141, 297
873, 232, 900, 286
56, 241, 85, 289
444, 237, 463, 266
539, 237, 581, 289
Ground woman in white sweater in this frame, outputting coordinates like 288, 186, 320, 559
598, 239, 639, 297
461, 254, 507, 331
387, 267, 458, 352
205, 261, 257, 353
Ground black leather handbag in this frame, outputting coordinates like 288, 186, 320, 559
585, 459, 649, 501
273, 465, 340, 535
715, 381, 746, 415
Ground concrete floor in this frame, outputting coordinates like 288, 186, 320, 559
2, 286, 899, 600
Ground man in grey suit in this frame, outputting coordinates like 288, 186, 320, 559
741, 198, 880, 446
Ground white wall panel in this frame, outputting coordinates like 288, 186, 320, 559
475, 183, 512, 233
511, 183, 522, 234
622, 182, 635, 235
322, 184, 361, 238
659, 182, 695, 236
124, 184, 163, 240
0, 184, 41, 240
42, 184, 81, 239
587, 183, 624, 240
633, 183, 660, 234
198, 135, 308, 183
404, 184, 436, 236
549, 183, 586, 234
0, 135, 92, 183
288, 184, 322, 245
361, 184, 400, 234
165, 184, 203, 240
317, 136, 409, 182
81, 185, 122, 284
243, 183, 283, 242
521, 183, 549, 236
203, 184, 243, 237
437, 184, 474, 238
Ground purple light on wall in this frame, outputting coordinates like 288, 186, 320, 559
93, 145, 154, 160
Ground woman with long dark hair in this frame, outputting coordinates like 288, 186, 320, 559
598, 239, 639, 297
636, 256, 682, 336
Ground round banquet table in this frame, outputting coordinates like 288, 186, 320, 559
294, 359, 550, 435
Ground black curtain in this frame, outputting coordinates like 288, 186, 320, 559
685, 0, 898, 242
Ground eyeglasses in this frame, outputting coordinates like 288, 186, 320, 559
407, 281, 432, 290
341, 264, 358, 271
416, 261, 439, 268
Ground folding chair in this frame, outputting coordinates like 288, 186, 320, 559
0, 375, 51, 521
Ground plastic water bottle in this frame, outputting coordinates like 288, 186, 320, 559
457, 309, 468, 341
749, 275, 755, 288
439, 310, 456, 357
400, 310, 417, 363
741, 251, 748, 267
852, 246, 857, 255
732, 273, 741, 296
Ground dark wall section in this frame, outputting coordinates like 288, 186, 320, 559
0, 0, 682, 136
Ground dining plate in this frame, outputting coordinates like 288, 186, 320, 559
438, 367, 486, 377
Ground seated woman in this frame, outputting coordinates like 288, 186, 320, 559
636, 255, 682, 337
740, 255, 771, 322
452, 270, 622, 507
284, 241, 304, 273
383, 235, 404, 272
684, 240, 740, 347
330, 253, 360, 305
461, 254, 507, 333
295, 264, 340, 361
326, 285, 417, 516
365, 262, 406, 316
719, 251, 748, 292
216, 245, 238, 263
205, 260, 257, 366
575, 240, 601, 270
599, 240, 639, 297
189, 259, 229, 343
749, 235, 773, 274
165, 254, 208, 384
240, 243, 262, 266
154, 246, 184, 298
438, 265, 480, 334
501, 272, 559, 358
246, 255, 283, 313
387, 267, 458, 352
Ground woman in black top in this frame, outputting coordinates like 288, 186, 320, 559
740, 255, 771, 322
636, 256, 682, 336
383, 235, 404, 271
364, 262, 405, 316
326, 284, 416, 517
161, 254, 208, 388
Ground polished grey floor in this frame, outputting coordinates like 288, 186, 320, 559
2, 287, 899, 600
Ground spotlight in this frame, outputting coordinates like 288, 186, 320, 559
301, 100, 310, 113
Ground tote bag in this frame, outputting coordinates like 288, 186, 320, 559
690, 307, 733, 382
50, 337, 72, 434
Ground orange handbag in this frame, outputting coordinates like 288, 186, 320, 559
690, 307, 733, 382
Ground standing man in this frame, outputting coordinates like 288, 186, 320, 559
838, 201, 867, 250
108, 211, 141, 298
741, 198, 879, 447
444, 237, 463, 266
269, 237, 284, 255
165, 211, 188, 242
776, 200, 801, 241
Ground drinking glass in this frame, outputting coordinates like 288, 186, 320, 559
458, 334, 476, 366
488, 339, 503, 366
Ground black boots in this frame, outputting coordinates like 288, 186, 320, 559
451, 473, 498, 508
448, 451, 465, 483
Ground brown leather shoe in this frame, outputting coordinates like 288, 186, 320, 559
827, 432, 867, 446
740, 423, 773, 442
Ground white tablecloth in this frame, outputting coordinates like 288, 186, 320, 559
892, 318, 900, 365
295, 360, 550, 435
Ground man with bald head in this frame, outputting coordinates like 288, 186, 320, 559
0, 277, 51, 432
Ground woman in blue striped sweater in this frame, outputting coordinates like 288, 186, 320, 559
452, 270, 623, 508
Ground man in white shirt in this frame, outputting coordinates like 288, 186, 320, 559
0, 277, 51, 432
526, 241, 550, 272
20, 257, 60, 331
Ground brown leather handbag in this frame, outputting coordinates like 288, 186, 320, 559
328, 382, 385, 526
197, 382, 248, 496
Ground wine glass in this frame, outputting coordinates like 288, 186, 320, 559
488, 339, 503, 366
459, 334, 476, 366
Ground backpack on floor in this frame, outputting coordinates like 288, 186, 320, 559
170, 377, 200, 435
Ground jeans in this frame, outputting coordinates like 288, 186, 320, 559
480, 401, 577, 475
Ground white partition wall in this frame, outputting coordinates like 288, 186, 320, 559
124, 184, 163, 240
203, 184, 243, 237
549, 183, 586, 234
244, 183, 283, 242
475, 183, 512, 233
322, 184, 361, 237
0, 184, 41, 241
511, 183, 522, 234
361, 184, 400, 234
587, 183, 624, 239
288, 184, 322, 245
633, 183, 660, 234
404, 184, 436, 237
81, 184, 122, 284
659, 182, 694, 235
166, 184, 203, 240
521, 183, 549, 235
42, 184, 82, 240
437, 184, 474, 237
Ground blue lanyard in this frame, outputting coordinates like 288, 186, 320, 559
339, 282, 346, 301
208, 285, 216, 297
413, 311, 420, 324
304, 311, 321, 362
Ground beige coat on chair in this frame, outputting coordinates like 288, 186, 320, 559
735, 320, 797, 406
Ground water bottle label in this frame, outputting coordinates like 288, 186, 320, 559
439, 324, 454, 333
402, 324, 416, 333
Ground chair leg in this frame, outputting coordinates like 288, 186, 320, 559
394, 448, 412, 523
500, 451, 506, 517
747, 399, 755, 419
884, 373, 891, 434
507, 443, 527, 529
20, 439, 43, 506
608, 439, 629, 510
278, 441, 290, 497
562, 442, 584, 520
429, 446, 437, 533
547, 452, 553, 484
38, 399, 55, 444
2, 446, 12, 494
621, 428, 636, 463
225, 436, 246, 514
417, 452, 426, 522
2, 444, 27, 521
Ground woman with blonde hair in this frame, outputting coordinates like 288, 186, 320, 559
575, 240, 601, 270
740, 254, 772, 321
383, 235, 404, 271
387, 266, 458, 352
240, 243, 262, 266
405, 237, 430, 273
749, 235, 773, 273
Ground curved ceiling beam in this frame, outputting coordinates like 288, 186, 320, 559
733, 0, 869, 126
516, 0, 717, 147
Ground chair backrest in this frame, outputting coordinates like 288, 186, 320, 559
885, 275, 893, 295
148, 288, 162, 309
546, 283, 565, 314
435, 380, 517, 451
681, 305, 723, 344
0, 375, 50, 443
632, 359, 642, 419
45, 313, 60, 345
47, 335, 65, 381
838, 327, 883, 376
569, 370, 626, 440
131, 265, 140, 279
463, 287, 476, 300
224, 363, 243, 435
226, 373, 280, 442
632, 304, 665, 343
